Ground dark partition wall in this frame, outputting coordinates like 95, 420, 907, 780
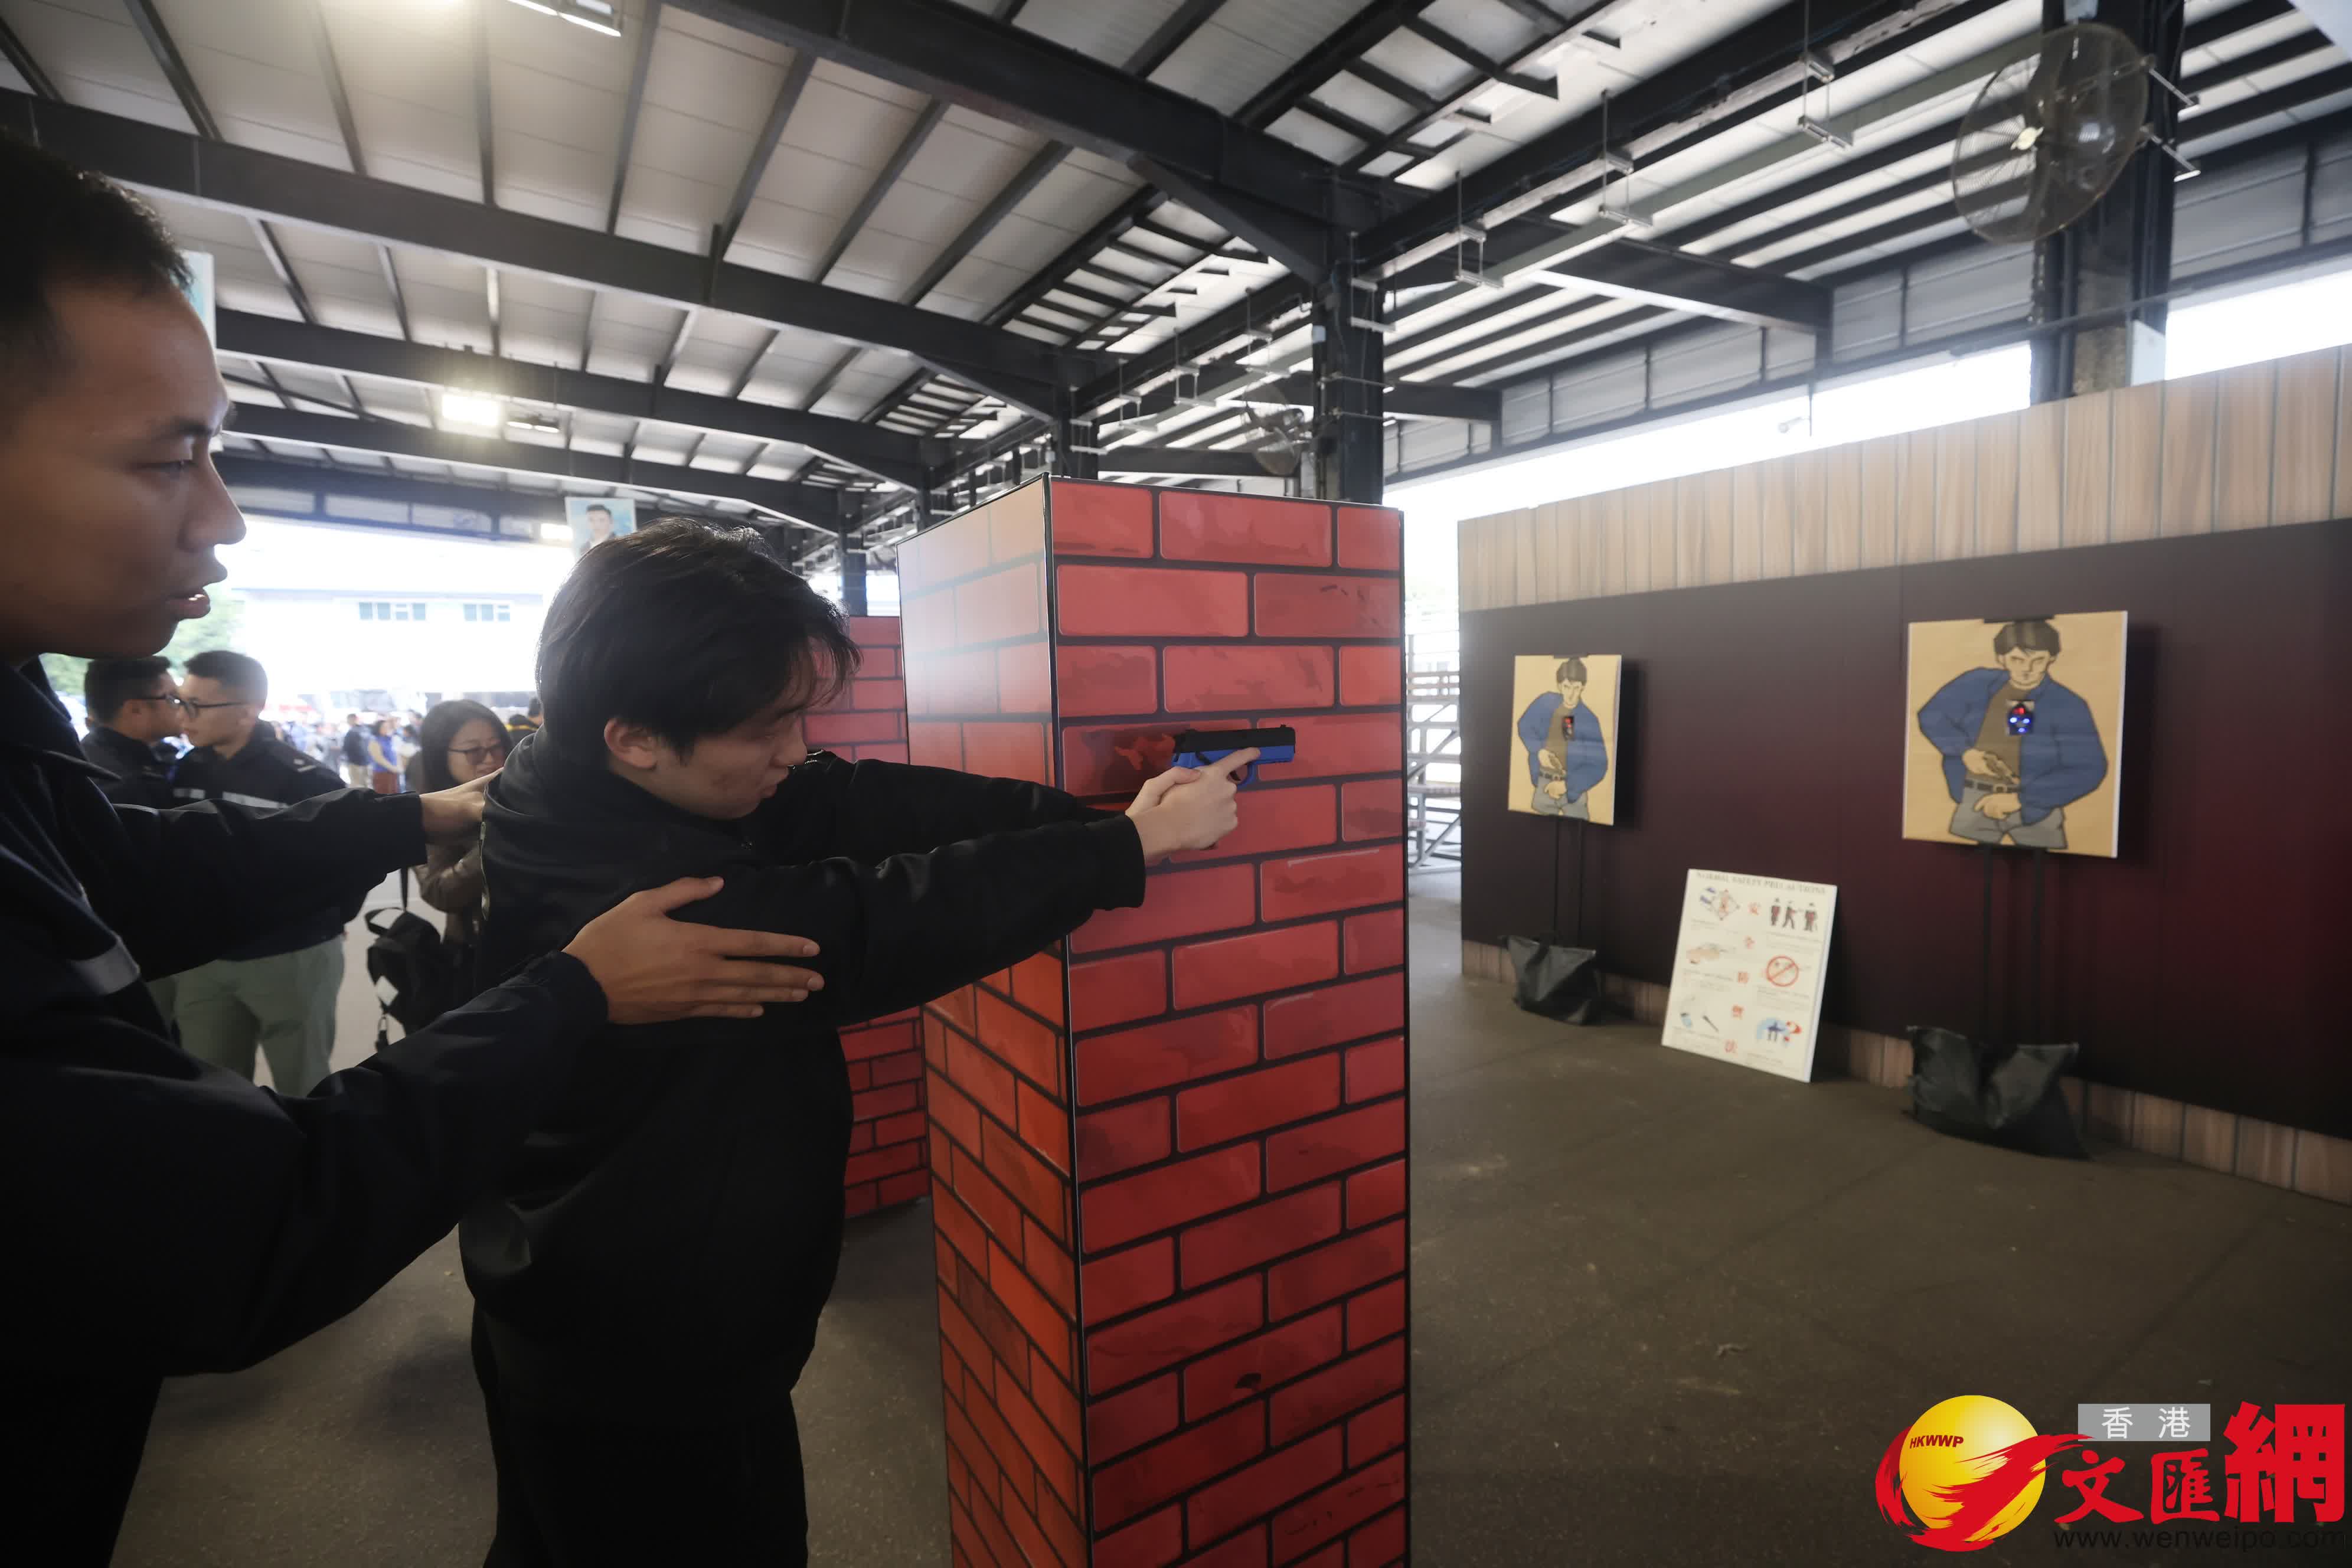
1459, 519, 2352, 1138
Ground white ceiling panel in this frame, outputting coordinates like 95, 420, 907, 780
1151, 0, 1370, 115
8, 0, 191, 130
316, 0, 484, 200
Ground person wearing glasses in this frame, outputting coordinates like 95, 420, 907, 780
168, 649, 359, 1095
411, 699, 509, 951
79, 655, 184, 810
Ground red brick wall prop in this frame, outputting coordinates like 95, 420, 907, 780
900, 479, 1409, 1568
808, 614, 928, 1217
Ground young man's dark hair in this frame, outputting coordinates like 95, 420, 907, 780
468, 522, 1250, 1564
526, 695, 541, 720
82, 656, 173, 725
1993, 619, 2062, 656
1556, 656, 1587, 685
0, 136, 188, 424
538, 519, 856, 766
182, 647, 267, 704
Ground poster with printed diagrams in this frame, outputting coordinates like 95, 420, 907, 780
1505, 654, 1622, 826
1661, 869, 1838, 1082
1903, 612, 2127, 858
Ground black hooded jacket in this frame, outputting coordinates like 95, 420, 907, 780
463, 733, 1145, 1410
0, 661, 606, 1561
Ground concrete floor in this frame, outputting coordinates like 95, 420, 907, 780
113, 870, 2352, 1566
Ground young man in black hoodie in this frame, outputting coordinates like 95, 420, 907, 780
469, 520, 1251, 1566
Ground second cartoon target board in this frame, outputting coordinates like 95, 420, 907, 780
1661, 869, 1837, 1082
1505, 654, 1623, 825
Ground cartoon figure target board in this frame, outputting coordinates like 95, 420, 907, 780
1507, 654, 1623, 824
1905, 613, 2125, 857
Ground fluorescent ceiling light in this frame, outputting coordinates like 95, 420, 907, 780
441, 390, 506, 427
538, 521, 570, 543
503, 0, 622, 37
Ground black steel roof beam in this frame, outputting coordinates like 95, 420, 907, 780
0, 13, 58, 99
1099, 444, 1278, 477
605, 0, 662, 231
1292, 97, 1388, 148
215, 309, 958, 487
716, 51, 816, 260
472, 0, 496, 204
663, 0, 1397, 231
0, 90, 1108, 407
214, 452, 558, 531
1399, 17, 1551, 97
228, 406, 844, 525
125, 0, 219, 138
2190, 0, 2292, 53
811, 102, 946, 280
1342, 58, 1440, 115
1507, 238, 1829, 331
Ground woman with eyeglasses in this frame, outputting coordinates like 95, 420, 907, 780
411, 700, 509, 950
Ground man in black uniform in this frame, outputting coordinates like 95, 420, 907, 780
339, 708, 373, 788
79, 654, 182, 808
169, 648, 360, 1093
0, 135, 831, 1562
467, 521, 1250, 1566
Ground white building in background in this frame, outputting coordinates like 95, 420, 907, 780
221, 515, 574, 716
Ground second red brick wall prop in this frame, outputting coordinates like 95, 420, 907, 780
806, 614, 927, 1219
901, 479, 1409, 1568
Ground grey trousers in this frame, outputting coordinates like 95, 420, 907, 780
1948, 783, 2067, 850
1530, 780, 1589, 819
175, 937, 345, 1095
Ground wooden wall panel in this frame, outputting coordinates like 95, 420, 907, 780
1824, 443, 1863, 572
1673, 474, 1705, 587
2338, 345, 2352, 522
1452, 352, 2347, 607
2108, 381, 2165, 543
2061, 392, 2112, 548
2017, 399, 2066, 551
1730, 462, 1766, 581
2160, 375, 2217, 535
2213, 360, 2278, 531
1759, 455, 1795, 578
1933, 424, 1976, 561
1857, 439, 1902, 569
1897, 429, 1938, 563
2272, 349, 2338, 527
1703, 469, 1734, 584
1789, 450, 1827, 576
1973, 410, 2020, 556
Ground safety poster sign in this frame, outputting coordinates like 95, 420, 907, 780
1660, 868, 1838, 1082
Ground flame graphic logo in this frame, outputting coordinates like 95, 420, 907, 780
1874, 1395, 2086, 1551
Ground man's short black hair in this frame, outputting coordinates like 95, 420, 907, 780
527, 695, 543, 718
184, 649, 267, 704
84, 656, 172, 723
1556, 657, 1587, 685
1, 135, 190, 420
586, 504, 613, 518
538, 518, 857, 764
1993, 619, 2062, 657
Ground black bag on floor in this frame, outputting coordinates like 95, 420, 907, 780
1906, 1027, 2088, 1159
1507, 936, 1603, 1025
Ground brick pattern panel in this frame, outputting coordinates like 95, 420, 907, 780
1052, 481, 1409, 1568
808, 615, 926, 1215
904, 479, 1409, 1567
901, 485, 1053, 787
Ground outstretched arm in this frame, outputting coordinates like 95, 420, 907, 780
764, 756, 1100, 863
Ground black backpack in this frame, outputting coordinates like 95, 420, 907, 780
364, 868, 475, 1047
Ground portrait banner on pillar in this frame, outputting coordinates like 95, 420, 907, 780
1662, 869, 1837, 1082
565, 495, 637, 558
1903, 612, 2126, 858
1505, 653, 1622, 825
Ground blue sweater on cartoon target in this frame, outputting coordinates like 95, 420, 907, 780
1916, 667, 2107, 824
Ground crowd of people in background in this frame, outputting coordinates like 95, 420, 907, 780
76, 651, 534, 1089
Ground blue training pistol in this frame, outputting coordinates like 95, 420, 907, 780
1170, 727, 1296, 789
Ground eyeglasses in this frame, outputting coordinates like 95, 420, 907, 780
449, 743, 509, 765
176, 698, 246, 714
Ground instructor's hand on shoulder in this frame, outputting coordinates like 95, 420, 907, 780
1127, 749, 1256, 863
564, 877, 824, 1024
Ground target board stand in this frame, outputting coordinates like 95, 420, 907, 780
1660, 869, 1839, 1082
